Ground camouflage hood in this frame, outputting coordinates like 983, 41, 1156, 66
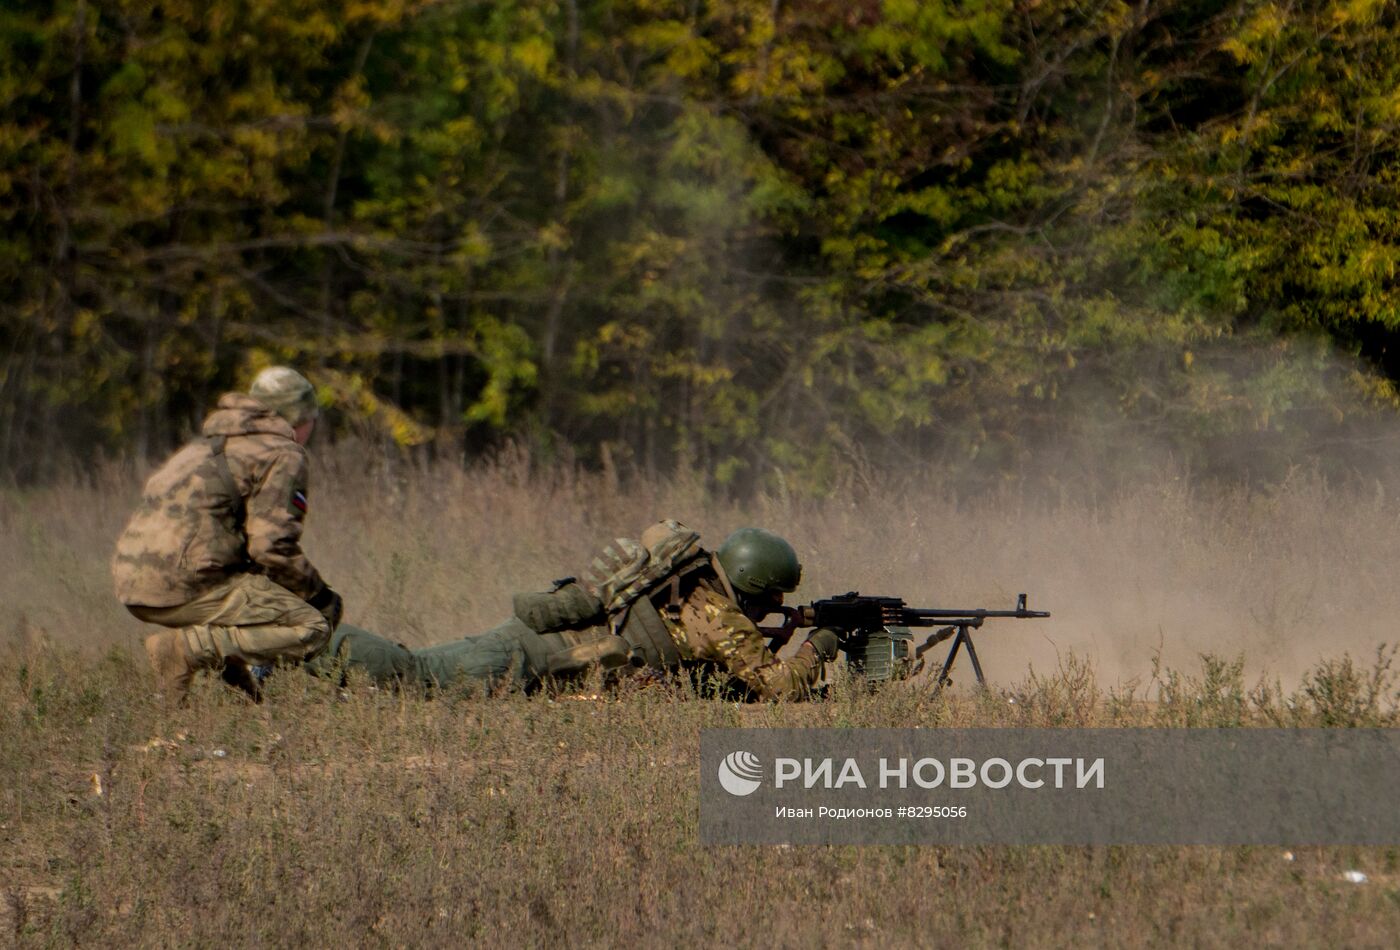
203, 393, 297, 440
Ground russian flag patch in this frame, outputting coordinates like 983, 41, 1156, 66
292, 490, 308, 513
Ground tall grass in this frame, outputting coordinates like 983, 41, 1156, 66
7, 447, 1399, 685
4, 451, 1400, 944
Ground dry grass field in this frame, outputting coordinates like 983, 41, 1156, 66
4, 451, 1400, 946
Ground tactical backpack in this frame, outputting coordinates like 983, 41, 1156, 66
511, 520, 713, 668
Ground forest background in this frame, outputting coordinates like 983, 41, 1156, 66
5, 0, 1400, 492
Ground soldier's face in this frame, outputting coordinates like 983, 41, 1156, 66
293, 418, 316, 445
740, 589, 785, 623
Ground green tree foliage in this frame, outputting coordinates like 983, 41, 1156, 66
4, 0, 1400, 488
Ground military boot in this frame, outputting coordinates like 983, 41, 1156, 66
145, 630, 199, 703
219, 659, 264, 703
545, 636, 632, 678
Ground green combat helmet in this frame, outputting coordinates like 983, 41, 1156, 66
717, 527, 802, 595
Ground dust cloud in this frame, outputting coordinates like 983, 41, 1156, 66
9, 404, 1400, 694
749, 334, 1400, 689
778, 473, 1400, 690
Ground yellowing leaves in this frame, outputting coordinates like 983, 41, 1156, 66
317, 368, 434, 446
1219, 37, 1257, 65
10, 0, 1400, 492
510, 36, 553, 78
108, 104, 160, 163
625, 20, 716, 79
1334, 0, 1387, 26
464, 315, 536, 427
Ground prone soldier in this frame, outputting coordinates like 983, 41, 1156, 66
312, 522, 839, 700
112, 367, 343, 702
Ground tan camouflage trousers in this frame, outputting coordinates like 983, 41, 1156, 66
128, 573, 331, 667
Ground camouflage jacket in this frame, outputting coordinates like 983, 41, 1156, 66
112, 393, 328, 607
656, 568, 823, 702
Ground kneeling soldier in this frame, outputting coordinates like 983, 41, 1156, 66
113, 367, 342, 702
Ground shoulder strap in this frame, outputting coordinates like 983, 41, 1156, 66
204, 434, 244, 514
659, 556, 712, 622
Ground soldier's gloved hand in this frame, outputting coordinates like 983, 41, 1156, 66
309, 585, 344, 630
804, 627, 840, 662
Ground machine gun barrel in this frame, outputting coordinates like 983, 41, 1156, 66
901, 596, 1050, 626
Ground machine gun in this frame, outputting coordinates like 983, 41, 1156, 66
762, 592, 1050, 690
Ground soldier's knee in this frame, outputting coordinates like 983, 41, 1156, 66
298, 614, 333, 656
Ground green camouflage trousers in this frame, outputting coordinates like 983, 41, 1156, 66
128, 573, 331, 666
309, 618, 553, 691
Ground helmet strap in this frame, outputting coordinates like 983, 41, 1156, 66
710, 551, 739, 603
